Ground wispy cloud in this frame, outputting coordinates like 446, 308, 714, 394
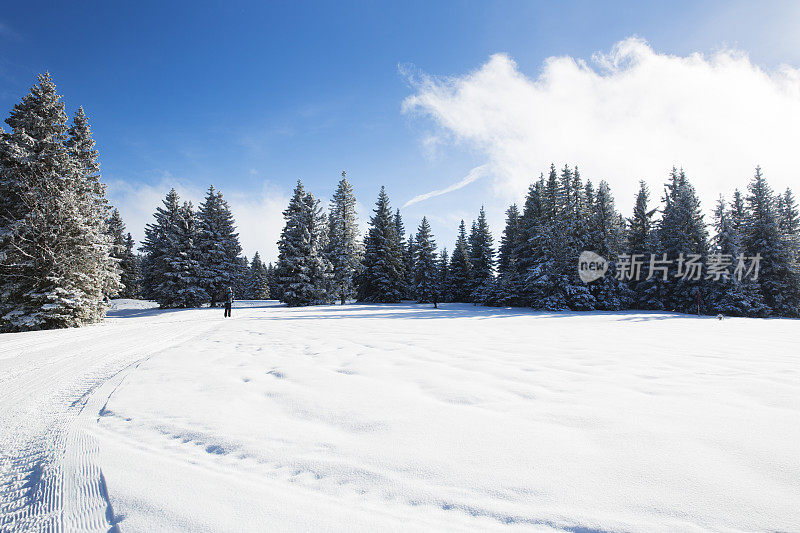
403, 37, 800, 213
403, 164, 487, 207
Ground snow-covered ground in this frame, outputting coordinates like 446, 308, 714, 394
1, 301, 799, 532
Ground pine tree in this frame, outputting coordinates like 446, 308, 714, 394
276, 180, 332, 306
167, 201, 208, 307
196, 185, 243, 306
0, 74, 118, 331
356, 187, 405, 302
497, 204, 520, 274
657, 168, 709, 313
266, 262, 280, 300
326, 172, 361, 304
514, 179, 545, 306
404, 234, 416, 300
729, 189, 747, 234
486, 204, 523, 306
393, 209, 411, 298
627, 180, 661, 309
141, 189, 180, 301
119, 233, 141, 298
141, 190, 208, 307
106, 209, 140, 298
67, 106, 121, 305
468, 206, 495, 302
448, 221, 472, 302
437, 248, 450, 303
248, 252, 270, 299
777, 188, 799, 263
585, 181, 629, 310
743, 167, 800, 316
706, 196, 767, 317
413, 217, 438, 303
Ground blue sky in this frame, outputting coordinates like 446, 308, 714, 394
1, 1, 799, 261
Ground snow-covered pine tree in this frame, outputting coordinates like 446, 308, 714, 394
628, 181, 654, 257
626, 180, 662, 309
106, 208, 140, 298
276, 180, 332, 306
166, 201, 208, 308
777, 188, 799, 264
522, 164, 582, 311
497, 204, 520, 274
468, 206, 495, 303
141, 190, 208, 307
196, 186, 243, 306
743, 167, 800, 316
585, 181, 630, 310
437, 248, 450, 303
553, 165, 593, 310
392, 209, 411, 299
67, 106, 121, 308
356, 187, 405, 302
233, 255, 250, 299
0, 74, 118, 331
266, 262, 280, 301
413, 217, 438, 303
248, 252, 270, 299
119, 232, 141, 298
448, 220, 472, 302
326, 173, 361, 304
729, 189, 746, 234
486, 204, 523, 306
513, 178, 545, 307
404, 234, 416, 300
141, 189, 180, 301
706, 196, 768, 317
657, 168, 709, 313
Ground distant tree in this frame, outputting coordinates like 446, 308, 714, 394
657, 168, 709, 313
436, 248, 450, 303
586, 181, 630, 310
276, 180, 332, 306
326, 173, 361, 304
357, 187, 405, 302
448, 221, 472, 302
413, 217, 438, 303
393, 209, 412, 298
468, 206, 495, 302
119, 233, 141, 298
266, 262, 280, 300
106, 209, 140, 299
743, 167, 800, 316
706, 196, 767, 317
248, 252, 270, 299
196, 186, 243, 306
141, 190, 208, 308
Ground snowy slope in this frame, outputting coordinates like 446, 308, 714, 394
1, 301, 799, 532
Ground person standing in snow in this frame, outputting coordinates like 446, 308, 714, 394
224, 286, 234, 318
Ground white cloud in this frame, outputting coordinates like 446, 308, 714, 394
402, 164, 488, 207
106, 178, 288, 265
403, 37, 800, 214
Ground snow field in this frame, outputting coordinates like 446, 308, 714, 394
1, 300, 799, 532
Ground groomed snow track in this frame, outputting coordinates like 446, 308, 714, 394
0, 309, 215, 532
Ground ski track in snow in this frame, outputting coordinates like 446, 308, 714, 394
0, 301, 215, 532
1, 300, 799, 532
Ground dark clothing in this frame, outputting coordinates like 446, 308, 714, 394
224, 302, 232, 317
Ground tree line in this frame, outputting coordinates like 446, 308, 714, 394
273, 165, 799, 318
2, 74, 798, 333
